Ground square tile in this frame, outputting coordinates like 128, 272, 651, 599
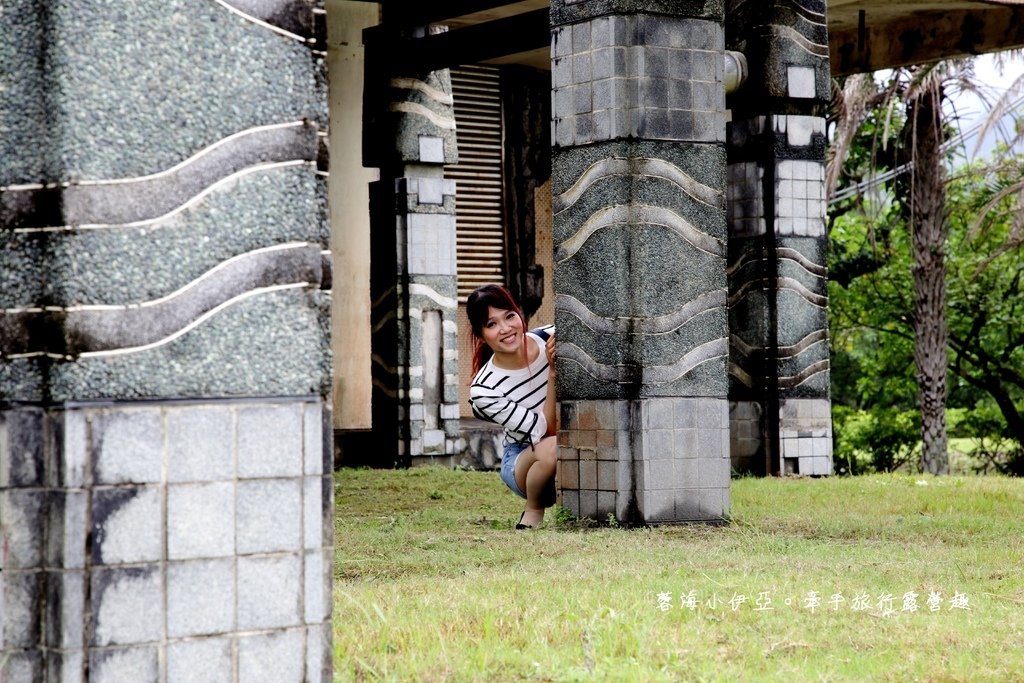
560, 460, 579, 489
44, 569, 86, 650
644, 489, 674, 522
45, 650, 84, 683
2, 650, 42, 682
237, 479, 302, 554
92, 486, 162, 565
578, 490, 598, 519
674, 428, 698, 459
418, 135, 444, 163
238, 630, 304, 683
166, 406, 233, 483
597, 460, 617, 491
307, 624, 330, 683
238, 404, 302, 478
238, 555, 302, 630
168, 482, 234, 560
46, 490, 86, 569
675, 458, 699, 488
304, 550, 330, 624
90, 567, 162, 646
675, 489, 702, 520
3, 569, 43, 648
91, 410, 162, 485
644, 429, 673, 459
167, 559, 235, 637
303, 402, 325, 476
90, 647, 158, 683
579, 460, 597, 489
1, 408, 44, 487
167, 637, 232, 683
698, 488, 726, 519
60, 409, 88, 488
787, 65, 816, 98
646, 458, 674, 490
304, 476, 323, 550
1, 489, 46, 568
561, 490, 580, 516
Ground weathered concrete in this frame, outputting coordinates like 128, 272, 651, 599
551, 1, 731, 523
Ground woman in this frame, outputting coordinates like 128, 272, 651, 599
466, 284, 556, 529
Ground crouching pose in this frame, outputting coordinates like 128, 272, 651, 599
466, 284, 556, 529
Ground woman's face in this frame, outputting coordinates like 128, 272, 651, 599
480, 306, 524, 356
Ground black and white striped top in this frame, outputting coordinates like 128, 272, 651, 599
468, 325, 554, 447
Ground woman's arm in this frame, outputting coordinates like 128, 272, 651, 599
543, 332, 557, 436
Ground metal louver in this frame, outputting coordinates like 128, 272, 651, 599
445, 65, 506, 300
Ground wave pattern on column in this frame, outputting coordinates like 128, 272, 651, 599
0, 118, 326, 360
553, 142, 728, 395
727, 243, 829, 390
212, 0, 320, 43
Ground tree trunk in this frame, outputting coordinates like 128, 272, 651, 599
907, 84, 950, 474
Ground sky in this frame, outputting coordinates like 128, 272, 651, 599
947, 51, 1024, 161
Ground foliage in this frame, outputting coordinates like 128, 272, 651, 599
828, 63, 1024, 475
832, 405, 919, 474
829, 162, 1024, 474
334, 466, 1024, 681
952, 398, 1024, 475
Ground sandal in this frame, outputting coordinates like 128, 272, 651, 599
515, 511, 534, 530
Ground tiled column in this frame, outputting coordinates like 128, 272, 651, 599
726, 0, 834, 476
1, 1, 332, 681
551, 2, 731, 524
364, 28, 462, 466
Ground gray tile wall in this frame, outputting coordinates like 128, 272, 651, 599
0, 399, 333, 683
552, 14, 726, 147
558, 398, 730, 523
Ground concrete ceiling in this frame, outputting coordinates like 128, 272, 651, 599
381, 0, 1024, 75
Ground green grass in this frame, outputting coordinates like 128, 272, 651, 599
333, 469, 1024, 682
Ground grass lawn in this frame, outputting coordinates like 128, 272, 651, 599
333, 468, 1024, 682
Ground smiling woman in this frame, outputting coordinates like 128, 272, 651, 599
466, 284, 557, 529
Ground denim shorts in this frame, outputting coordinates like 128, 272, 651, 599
500, 441, 529, 499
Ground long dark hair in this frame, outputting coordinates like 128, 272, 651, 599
466, 284, 527, 377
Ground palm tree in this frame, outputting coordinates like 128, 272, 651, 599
898, 65, 950, 474
828, 62, 977, 474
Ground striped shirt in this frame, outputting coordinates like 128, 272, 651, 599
469, 325, 554, 447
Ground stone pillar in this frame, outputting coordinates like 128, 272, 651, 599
551, 1, 731, 524
364, 25, 462, 467
1, 1, 333, 681
726, 0, 834, 476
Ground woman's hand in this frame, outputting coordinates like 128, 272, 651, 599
545, 333, 556, 370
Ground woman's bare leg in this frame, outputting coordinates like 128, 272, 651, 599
513, 436, 557, 527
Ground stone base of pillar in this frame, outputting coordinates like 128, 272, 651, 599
778, 398, 833, 475
0, 398, 333, 683
557, 398, 730, 525
729, 400, 764, 475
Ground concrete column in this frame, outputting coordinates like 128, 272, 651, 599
726, 0, 834, 476
364, 26, 461, 466
1, 1, 333, 681
551, 1, 731, 524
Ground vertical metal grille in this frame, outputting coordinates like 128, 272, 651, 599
445, 65, 505, 299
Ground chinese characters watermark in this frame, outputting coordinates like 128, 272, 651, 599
654, 589, 971, 616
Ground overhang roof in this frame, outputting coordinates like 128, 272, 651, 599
376, 0, 1024, 75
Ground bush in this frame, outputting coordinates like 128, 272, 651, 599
833, 406, 919, 474
954, 400, 1024, 476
